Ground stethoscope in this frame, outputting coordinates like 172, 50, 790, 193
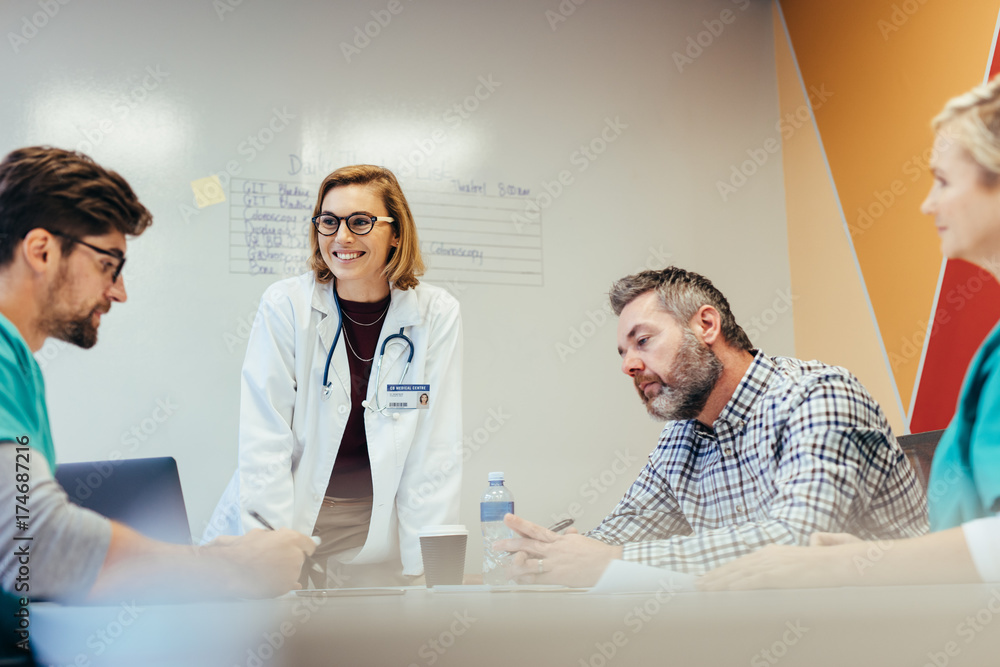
321, 290, 415, 417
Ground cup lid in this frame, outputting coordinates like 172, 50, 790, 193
419, 524, 468, 537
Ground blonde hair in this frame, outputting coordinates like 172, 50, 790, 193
933, 75, 1000, 186
308, 165, 424, 290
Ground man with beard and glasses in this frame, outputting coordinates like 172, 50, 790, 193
0, 147, 315, 664
496, 267, 927, 587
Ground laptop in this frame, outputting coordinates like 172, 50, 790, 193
55, 456, 193, 545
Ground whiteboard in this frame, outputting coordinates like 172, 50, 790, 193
1, 0, 790, 570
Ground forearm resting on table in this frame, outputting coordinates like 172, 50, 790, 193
88, 522, 236, 601
844, 528, 980, 586
700, 527, 981, 591
89, 522, 311, 601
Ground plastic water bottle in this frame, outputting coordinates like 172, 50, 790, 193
480, 471, 515, 585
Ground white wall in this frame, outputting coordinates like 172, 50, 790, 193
1, 0, 789, 570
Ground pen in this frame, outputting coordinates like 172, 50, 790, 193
547, 519, 574, 533
248, 510, 326, 578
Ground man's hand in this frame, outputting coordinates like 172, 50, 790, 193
205, 528, 317, 597
493, 514, 622, 588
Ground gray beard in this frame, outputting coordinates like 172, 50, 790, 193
645, 328, 723, 422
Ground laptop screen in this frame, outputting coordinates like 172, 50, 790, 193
55, 456, 192, 545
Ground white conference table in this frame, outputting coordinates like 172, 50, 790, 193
31, 582, 1000, 666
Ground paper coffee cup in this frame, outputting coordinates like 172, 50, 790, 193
419, 525, 468, 587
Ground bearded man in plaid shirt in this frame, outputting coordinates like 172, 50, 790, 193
497, 267, 928, 587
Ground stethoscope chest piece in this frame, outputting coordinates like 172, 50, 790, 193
320, 291, 415, 415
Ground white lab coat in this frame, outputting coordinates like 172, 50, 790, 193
204, 273, 463, 575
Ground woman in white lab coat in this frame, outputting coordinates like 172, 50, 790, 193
207, 165, 463, 586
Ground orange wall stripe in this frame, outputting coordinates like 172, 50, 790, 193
779, 0, 1000, 412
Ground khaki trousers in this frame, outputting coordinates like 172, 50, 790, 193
301, 496, 413, 588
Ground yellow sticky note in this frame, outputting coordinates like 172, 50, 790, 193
191, 175, 225, 208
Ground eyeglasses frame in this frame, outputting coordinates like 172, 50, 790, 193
311, 212, 395, 237
48, 229, 126, 283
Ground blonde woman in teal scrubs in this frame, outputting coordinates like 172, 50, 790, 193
701, 75, 1000, 590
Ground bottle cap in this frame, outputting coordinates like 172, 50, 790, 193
488, 471, 504, 482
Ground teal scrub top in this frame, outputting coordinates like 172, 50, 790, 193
0, 312, 57, 657
929, 320, 1000, 531
0, 312, 56, 471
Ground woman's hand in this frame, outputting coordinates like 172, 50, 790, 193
809, 532, 863, 547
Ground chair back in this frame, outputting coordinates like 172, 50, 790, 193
897, 429, 946, 491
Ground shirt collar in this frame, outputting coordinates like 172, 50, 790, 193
310, 279, 421, 328
714, 350, 775, 429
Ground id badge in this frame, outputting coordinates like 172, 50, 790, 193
386, 384, 431, 409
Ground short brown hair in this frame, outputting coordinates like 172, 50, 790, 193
308, 165, 424, 290
609, 267, 754, 352
0, 146, 152, 267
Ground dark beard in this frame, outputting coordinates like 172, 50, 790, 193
38, 266, 100, 349
643, 328, 723, 421
50, 316, 98, 349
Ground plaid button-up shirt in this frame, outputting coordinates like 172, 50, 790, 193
588, 352, 928, 575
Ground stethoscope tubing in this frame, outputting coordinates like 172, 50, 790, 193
321, 290, 415, 413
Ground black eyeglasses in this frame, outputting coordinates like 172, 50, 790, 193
49, 230, 126, 283
311, 212, 395, 237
